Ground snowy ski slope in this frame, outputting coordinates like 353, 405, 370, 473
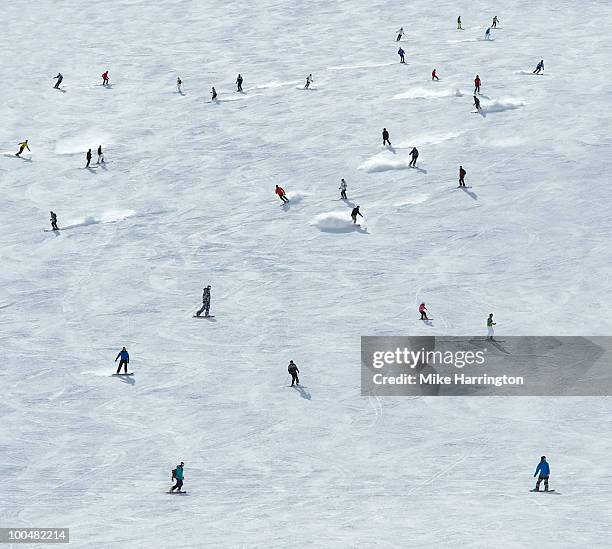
1, 0, 612, 547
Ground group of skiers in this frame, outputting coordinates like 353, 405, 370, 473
456, 15, 498, 30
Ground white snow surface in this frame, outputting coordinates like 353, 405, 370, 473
2, 0, 612, 547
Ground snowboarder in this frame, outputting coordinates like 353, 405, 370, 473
236, 74, 243, 92
487, 313, 496, 340
15, 139, 30, 157
305, 74, 313, 89
115, 346, 130, 374
492, 16, 499, 28
170, 462, 185, 493
85, 149, 92, 168
211, 87, 217, 101
473, 95, 481, 111
53, 73, 63, 89
97, 145, 104, 164
196, 285, 212, 317
533, 60, 544, 74
50, 211, 59, 231
396, 27, 404, 41
457, 16, 462, 30
101, 71, 110, 86
351, 205, 363, 224
339, 178, 348, 200
419, 303, 429, 320
382, 128, 391, 147
275, 185, 289, 203
459, 165, 467, 187
288, 360, 300, 386
398, 47, 405, 64
177, 77, 182, 93
484, 27, 491, 40
533, 456, 550, 491
474, 74, 481, 94
409, 147, 419, 167
431, 69, 439, 81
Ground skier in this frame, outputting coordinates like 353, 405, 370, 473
409, 147, 419, 167
115, 347, 130, 374
474, 74, 481, 94
431, 69, 439, 81
533, 60, 545, 74
236, 74, 243, 92
170, 462, 185, 493
339, 178, 348, 200
275, 184, 289, 203
351, 205, 363, 224
196, 285, 212, 317
396, 27, 404, 41
484, 27, 491, 40
533, 456, 550, 492
457, 16, 462, 30
305, 74, 313, 89
459, 165, 467, 187
382, 128, 391, 147
53, 73, 63, 89
85, 148, 92, 168
419, 303, 429, 320
50, 211, 59, 231
487, 313, 496, 340
101, 70, 110, 86
288, 360, 300, 386
492, 15, 499, 28
398, 47, 405, 64
473, 95, 481, 111
177, 77, 182, 93
15, 139, 30, 157
97, 145, 104, 164
211, 87, 217, 101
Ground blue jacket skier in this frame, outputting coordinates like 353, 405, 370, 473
115, 347, 130, 374
533, 456, 550, 491
398, 47, 405, 63
54, 73, 63, 89
533, 60, 544, 74
170, 462, 185, 493
485, 27, 491, 40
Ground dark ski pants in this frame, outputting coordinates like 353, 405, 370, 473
383, 139, 391, 146
475, 86, 480, 94
432, 76, 439, 81
279, 195, 289, 203
51, 222, 59, 231
237, 84, 243, 92
116, 360, 129, 374
535, 475, 549, 491
399, 56, 405, 63
396, 34, 401, 41
16, 146, 25, 156
86, 159, 91, 168
197, 303, 210, 317
170, 479, 184, 492
290, 372, 299, 386
459, 178, 465, 187
341, 190, 347, 199
409, 158, 417, 167
420, 311, 428, 320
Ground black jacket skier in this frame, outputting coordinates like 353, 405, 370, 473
351, 206, 363, 224
409, 147, 419, 167
382, 128, 391, 146
54, 73, 63, 89
196, 286, 211, 317
86, 149, 92, 168
50, 211, 58, 231
288, 360, 300, 386
236, 74, 243, 92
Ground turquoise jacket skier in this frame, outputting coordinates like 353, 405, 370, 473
174, 464, 184, 480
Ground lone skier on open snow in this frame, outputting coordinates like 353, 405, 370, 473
459, 165, 467, 187
236, 74, 243, 92
457, 16, 462, 30
53, 73, 63, 89
86, 148, 92, 168
533, 60, 545, 74
339, 178, 348, 199
170, 462, 185, 493
398, 47, 405, 64
419, 302, 429, 320
305, 74, 313, 89
492, 16, 499, 28
382, 128, 391, 147
115, 347, 130, 374
177, 77, 182, 93
351, 205, 363, 224
431, 69, 439, 81
409, 147, 419, 167
533, 456, 551, 491
396, 27, 404, 41
474, 74, 481, 94
473, 95, 481, 111
50, 211, 59, 231
211, 87, 218, 101
487, 313, 496, 340
275, 184, 289, 203
484, 27, 492, 40
101, 70, 110, 86
196, 285, 212, 317
288, 360, 300, 386
15, 139, 30, 157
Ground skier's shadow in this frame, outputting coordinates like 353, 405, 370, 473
293, 385, 311, 400
114, 375, 136, 386
282, 201, 291, 211
98, 163, 108, 171
342, 199, 356, 208
387, 145, 397, 154
422, 319, 434, 327
461, 187, 478, 200
412, 166, 428, 174
85, 167, 98, 174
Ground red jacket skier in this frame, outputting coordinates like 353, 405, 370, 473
101, 71, 110, 86
275, 185, 289, 203
474, 75, 481, 94
419, 303, 429, 320
432, 69, 439, 81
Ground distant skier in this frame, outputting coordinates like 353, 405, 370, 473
170, 462, 185, 493
382, 128, 391, 147
275, 184, 289, 203
487, 313, 496, 340
398, 47, 405, 64
196, 285, 212, 317
15, 139, 30, 157
50, 211, 59, 231
236, 74, 243, 92
177, 77, 182, 93
288, 360, 300, 386
86, 148, 92, 168
484, 27, 491, 40
211, 87, 217, 101
474, 74, 481, 94
339, 178, 348, 199
473, 95, 481, 111
459, 165, 467, 187
533, 456, 550, 492
97, 145, 105, 164
115, 346, 130, 374
53, 73, 63, 89
419, 303, 429, 320
492, 15, 499, 28
304, 74, 313, 89
101, 71, 110, 86
351, 205, 363, 224
431, 69, 439, 81
409, 147, 419, 167
457, 16, 462, 30
396, 27, 404, 41
533, 60, 544, 74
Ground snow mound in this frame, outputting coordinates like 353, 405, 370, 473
55, 131, 112, 155
328, 62, 395, 71
285, 191, 306, 203
61, 210, 136, 230
310, 211, 363, 233
394, 194, 429, 207
358, 154, 412, 173
483, 97, 526, 113
393, 87, 457, 100
252, 80, 301, 89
